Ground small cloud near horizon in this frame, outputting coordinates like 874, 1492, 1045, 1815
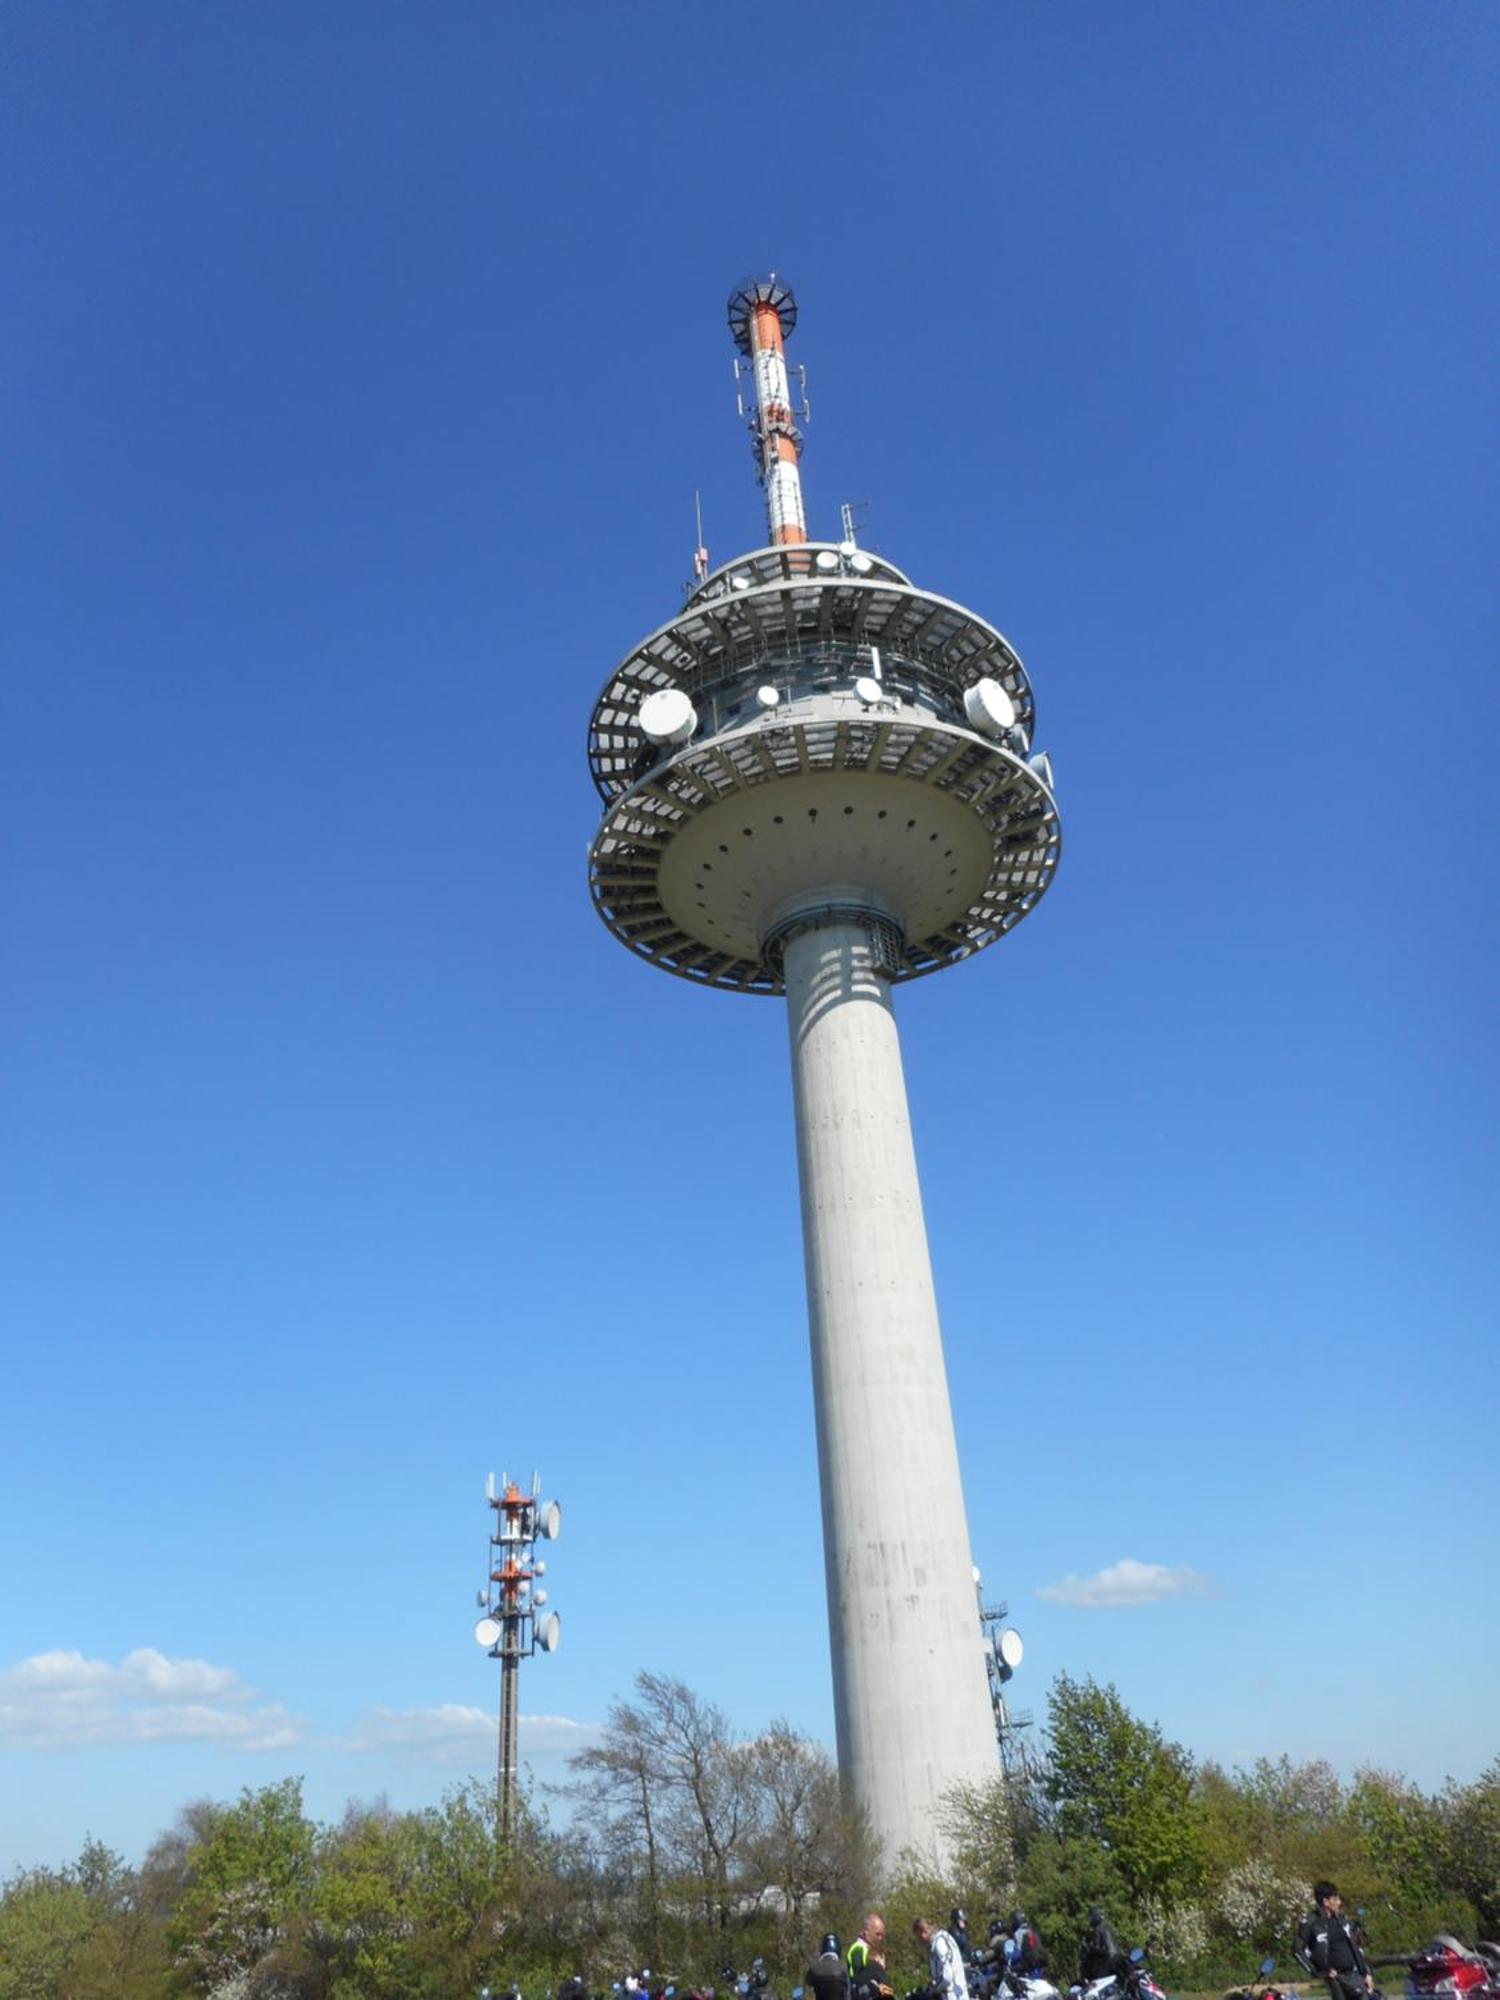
1036, 1558, 1213, 1608
344, 1703, 595, 1764
0, 1647, 302, 1751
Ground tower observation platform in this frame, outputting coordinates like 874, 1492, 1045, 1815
584, 275, 1062, 1875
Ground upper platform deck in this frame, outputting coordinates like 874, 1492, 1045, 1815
587, 543, 1036, 803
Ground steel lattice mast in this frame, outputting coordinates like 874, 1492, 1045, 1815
473, 1474, 561, 1842
584, 275, 1061, 1874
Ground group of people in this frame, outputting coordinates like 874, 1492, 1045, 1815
570, 1878, 1373, 2000
808, 1906, 1054, 2000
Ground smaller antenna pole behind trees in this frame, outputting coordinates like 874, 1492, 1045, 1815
473, 1472, 563, 1841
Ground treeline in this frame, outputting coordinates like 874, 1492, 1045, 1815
2, 1672, 1495, 2000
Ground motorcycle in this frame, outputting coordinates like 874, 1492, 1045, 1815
1069, 1947, 1169, 2000
1225, 1959, 1300, 2000
965, 1931, 1060, 2000
1400, 1939, 1500, 2000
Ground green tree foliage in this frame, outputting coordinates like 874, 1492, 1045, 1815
1041, 1674, 1208, 1905
0, 1863, 95, 2000
167, 1776, 317, 1993
1444, 1759, 1500, 1933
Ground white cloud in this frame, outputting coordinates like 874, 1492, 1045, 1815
0, 1648, 302, 1751
1036, 1558, 1213, 1608
345, 1704, 594, 1764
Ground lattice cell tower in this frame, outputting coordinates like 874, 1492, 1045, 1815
584, 275, 1062, 1872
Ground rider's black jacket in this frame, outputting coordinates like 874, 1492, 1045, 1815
808, 1952, 850, 2000
1303, 1912, 1369, 1981
1011, 1930, 1045, 1979
852, 1955, 892, 2000
1080, 1921, 1126, 1985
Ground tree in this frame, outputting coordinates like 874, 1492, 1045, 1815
568, 1671, 753, 1936
1442, 1760, 1500, 1935
311, 1801, 424, 2000
566, 1689, 669, 1960
740, 1722, 874, 1943
937, 1772, 1017, 1911
1041, 1675, 1208, 1907
166, 1777, 317, 1994
0, 1864, 96, 2000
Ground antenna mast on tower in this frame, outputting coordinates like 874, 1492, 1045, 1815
729, 273, 810, 547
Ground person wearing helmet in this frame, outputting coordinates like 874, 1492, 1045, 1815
1007, 1914, 1044, 1979
809, 1934, 850, 2000
1080, 1911, 1125, 1986
950, 1913, 973, 1963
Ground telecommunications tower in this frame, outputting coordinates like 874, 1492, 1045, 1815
473, 1473, 561, 1840
584, 276, 1061, 1872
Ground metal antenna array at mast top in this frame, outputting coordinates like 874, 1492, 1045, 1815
728, 272, 810, 547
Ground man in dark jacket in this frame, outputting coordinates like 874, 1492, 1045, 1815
1080, 1910, 1126, 1985
809, 1936, 850, 2000
1302, 1883, 1374, 2000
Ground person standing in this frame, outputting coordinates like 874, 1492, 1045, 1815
1301, 1883, 1374, 2000
809, 1935, 850, 2000
914, 1918, 970, 2000
1080, 1909, 1126, 1986
848, 1916, 888, 1992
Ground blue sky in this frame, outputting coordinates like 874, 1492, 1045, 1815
2, 2, 1496, 1873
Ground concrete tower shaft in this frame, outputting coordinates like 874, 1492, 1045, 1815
784, 915, 1002, 1857
585, 279, 1061, 1873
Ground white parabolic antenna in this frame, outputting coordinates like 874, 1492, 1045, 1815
538, 1499, 562, 1541
963, 676, 1017, 735
474, 1615, 502, 1649
997, 1627, 1024, 1669
638, 687, 698, 746
537, 1611, 561, 1653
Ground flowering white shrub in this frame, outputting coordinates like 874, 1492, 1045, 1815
1215, 1859, 1312, 1944
1138, 1895, 1210, 1965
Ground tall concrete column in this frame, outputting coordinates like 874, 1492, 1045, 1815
782, 914, 999, 1877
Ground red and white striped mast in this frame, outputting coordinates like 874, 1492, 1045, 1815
728, 273, 809, 547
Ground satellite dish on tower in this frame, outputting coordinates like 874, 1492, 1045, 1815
964, 677, 1017, 736
639, 688, 699, 746
538, 1499, 562, 1541
537, 1611, 561, 1653
997, 1627, 1024, 1669
474, 1616, 502, 1648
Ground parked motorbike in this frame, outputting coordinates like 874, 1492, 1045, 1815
1069, 1947, 1168, 2000
1224, 1957, 1299, 2000
1400, 1938, 1500, 2000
